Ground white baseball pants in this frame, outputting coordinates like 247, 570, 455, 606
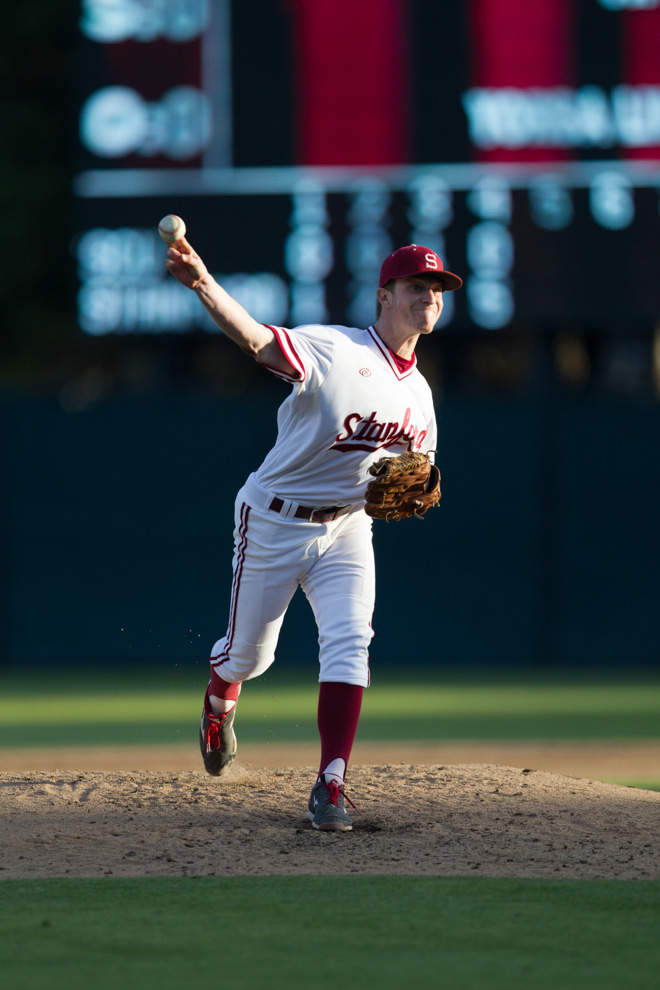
210, 474, 375, 688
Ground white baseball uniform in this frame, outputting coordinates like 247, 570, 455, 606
210, 322, 437, 689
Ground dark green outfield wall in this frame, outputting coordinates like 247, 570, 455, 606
2, 391, 658, 669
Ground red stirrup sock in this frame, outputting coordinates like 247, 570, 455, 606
208, 668, 242, 715
317, 681, 364, 782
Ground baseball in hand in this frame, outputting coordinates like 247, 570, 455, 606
158, 214, 186, 244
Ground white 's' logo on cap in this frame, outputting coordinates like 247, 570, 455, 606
425, 253, 438, 269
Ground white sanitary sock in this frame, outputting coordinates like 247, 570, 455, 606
209, 695, 236, 716
321, 758, 346, 786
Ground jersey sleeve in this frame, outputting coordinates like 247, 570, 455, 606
260, 324, 336, 392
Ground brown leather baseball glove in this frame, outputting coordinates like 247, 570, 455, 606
364, 451, 441, 521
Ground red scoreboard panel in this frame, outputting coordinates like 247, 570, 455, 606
73, 0, 660, 335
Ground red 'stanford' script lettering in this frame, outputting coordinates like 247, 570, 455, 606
330, 408, 427, 453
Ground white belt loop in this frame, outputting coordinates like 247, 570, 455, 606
279, 498, 298, 518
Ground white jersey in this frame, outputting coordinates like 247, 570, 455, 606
253, 323, 437, 506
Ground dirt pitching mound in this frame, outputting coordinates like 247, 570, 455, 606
2, 764, 658, 881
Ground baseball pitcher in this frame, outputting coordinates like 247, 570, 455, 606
164, 233, 462, 831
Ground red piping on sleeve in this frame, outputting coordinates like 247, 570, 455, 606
260, 324, 306, 382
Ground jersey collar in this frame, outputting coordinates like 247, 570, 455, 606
367, 326, 417, 380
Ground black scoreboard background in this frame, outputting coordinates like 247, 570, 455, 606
73, 0, 660, 337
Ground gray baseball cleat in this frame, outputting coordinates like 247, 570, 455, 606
199, 692, 237, 776
306, 775, 356, 832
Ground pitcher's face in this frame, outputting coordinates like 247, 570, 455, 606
388, 276, 445, 334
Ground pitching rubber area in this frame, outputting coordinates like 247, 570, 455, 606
2, 761, 659, 880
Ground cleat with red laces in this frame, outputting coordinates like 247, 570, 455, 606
199, 690, 237, 776
306, 775, 358, 832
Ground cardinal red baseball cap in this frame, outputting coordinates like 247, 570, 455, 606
379, 244, 463, 291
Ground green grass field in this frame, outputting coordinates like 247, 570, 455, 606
1, 876, 659, 990
1, 667, 659, 748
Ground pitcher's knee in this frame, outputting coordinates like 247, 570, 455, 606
318, 627, 373, 685
210, 634, 276, 683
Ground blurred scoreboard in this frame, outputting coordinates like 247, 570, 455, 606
73, 0, 660, 335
